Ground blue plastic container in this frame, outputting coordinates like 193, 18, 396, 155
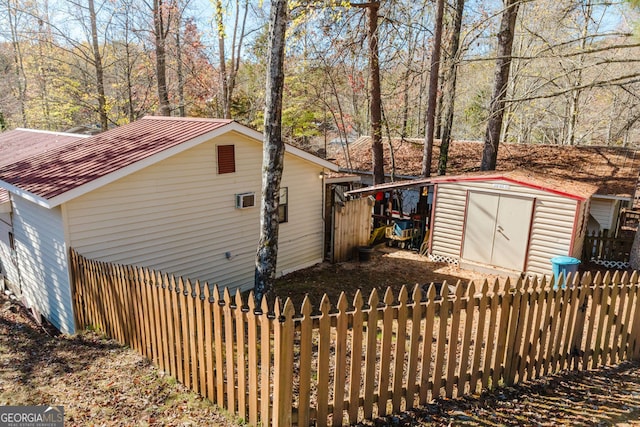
550, 256, 581, 283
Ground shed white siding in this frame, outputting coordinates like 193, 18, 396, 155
12, 195, 74, 334
589, 197, 616, 230
430, 179, 581, 276
64, 132, 324, 292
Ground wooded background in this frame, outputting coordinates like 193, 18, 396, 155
1, 0, 640, 150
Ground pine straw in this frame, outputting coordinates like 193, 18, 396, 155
0, 295, 241, 427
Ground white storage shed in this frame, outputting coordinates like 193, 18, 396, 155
428, 171, 597, 277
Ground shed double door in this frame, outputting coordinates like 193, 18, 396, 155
461, 192, 533, 271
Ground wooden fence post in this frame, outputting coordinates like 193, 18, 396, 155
333, 293, 349, 425
363, 289, 379, 419
629, 273, 640, 359
273, 298, 295, 427
297, 296, 313, 427
348, 290, 365, 424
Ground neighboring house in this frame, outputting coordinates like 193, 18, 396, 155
334, 137, 640, 233
0, 129, 88, 291
0, 117, 338, 334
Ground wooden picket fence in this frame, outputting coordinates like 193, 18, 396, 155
69, 249, 640, 427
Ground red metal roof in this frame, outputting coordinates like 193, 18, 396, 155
0, 117, 233, 202
0, 128, 87, 167
0, 129, 86, 206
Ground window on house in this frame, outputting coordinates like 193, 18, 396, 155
217, 145, 235, 174
278, 187, 288, 223
8, 232, 14, 250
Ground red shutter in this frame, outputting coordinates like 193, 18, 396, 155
217, 145, 236, 174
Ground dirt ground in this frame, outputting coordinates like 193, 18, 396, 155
275, 245, 508, 311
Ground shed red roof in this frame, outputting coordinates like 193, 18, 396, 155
334, 137, 640, 197
0, 117, 233, 202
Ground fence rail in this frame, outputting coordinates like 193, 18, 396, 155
70, 249, 640, 427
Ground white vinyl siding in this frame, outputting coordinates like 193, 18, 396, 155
431, 179, 580, 277
0, 211, 19, 286
12, 196, 74, 334
589, 198, 616, 230
64, 132, 324, 292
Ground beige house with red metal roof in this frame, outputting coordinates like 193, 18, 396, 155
0, 117, 338, 334
0, 129, 89, 294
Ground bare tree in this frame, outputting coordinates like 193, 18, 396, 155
214, 0, 249, 119
481, 0, 520, 171
4, 0, 28, 127
254, 0, 288, 303
421, 0, 445, 178
87, 0, 108, 130
352, 1, 384, 184
151, 0, 174, 116
438, 0, 465, 175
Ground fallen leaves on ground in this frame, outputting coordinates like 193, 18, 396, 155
356, 363, 640, 426
0, 295, 241, 427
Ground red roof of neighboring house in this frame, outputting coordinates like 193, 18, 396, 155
334, 137, 640, 197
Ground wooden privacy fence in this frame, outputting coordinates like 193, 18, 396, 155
332, 197, 373, 262
583, 229, 634, 267
70, 249, 640, 427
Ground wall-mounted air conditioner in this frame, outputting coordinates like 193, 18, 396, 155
236, 192, 256, 209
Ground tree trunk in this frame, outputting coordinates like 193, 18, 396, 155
438, 0, 465, 176
254, 0, 288, 303
7, 0, 28, 127
88, 0, 108, 131
421, 0, 445, 178
366, 1, 384, 185
566, 0, 591, 146
176, 19, 186, 117
214, 0, 230, 118
481, 0, 519, 171
154, 0, 171, 116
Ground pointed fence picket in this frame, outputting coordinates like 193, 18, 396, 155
69, 249, 640, 427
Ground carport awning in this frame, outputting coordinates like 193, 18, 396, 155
346, 177, 432, 196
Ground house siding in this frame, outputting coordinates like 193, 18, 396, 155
431, 180, 580, 277
589, 197, 616, 230
12, 196, 74, 334
0, 210, 20, 286
64, 132, 324, 292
